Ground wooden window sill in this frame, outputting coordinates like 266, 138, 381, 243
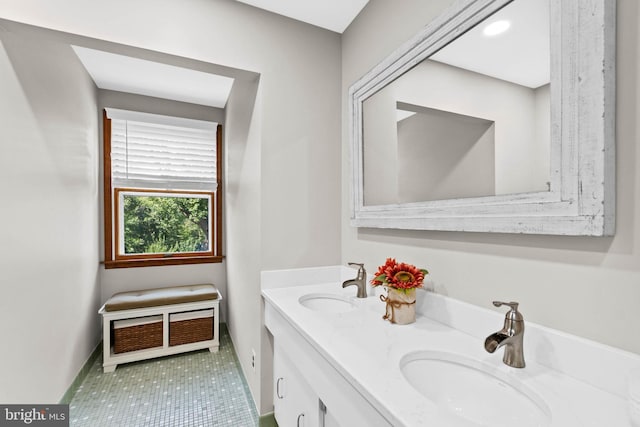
104, 256, 224, 269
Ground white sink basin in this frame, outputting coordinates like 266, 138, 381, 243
400, 351, 551, 427
298, 293, 355, 314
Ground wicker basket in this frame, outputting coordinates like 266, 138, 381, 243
113, 315, 163, 354
169, 309, 214, 346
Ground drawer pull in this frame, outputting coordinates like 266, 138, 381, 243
276, 377, 284, 399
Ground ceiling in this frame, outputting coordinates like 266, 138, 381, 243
72, 46, 234, 108
235, 0, 369, 33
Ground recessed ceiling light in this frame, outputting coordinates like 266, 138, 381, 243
483, 20, 511, 37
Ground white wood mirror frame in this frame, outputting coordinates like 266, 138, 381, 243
349, 0, 615, 235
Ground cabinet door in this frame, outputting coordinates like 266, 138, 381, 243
319, 399, 342, 427
323, 409, 340, 427
273, 344, 287, 423
274, 344, 319, 427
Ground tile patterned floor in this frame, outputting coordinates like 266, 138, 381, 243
69, 325, 259, 426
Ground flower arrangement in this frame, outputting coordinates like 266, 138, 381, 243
371, 258, 429, 293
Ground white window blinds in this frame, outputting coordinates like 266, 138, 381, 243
106, 108, 218, 191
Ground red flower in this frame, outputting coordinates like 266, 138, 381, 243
370, 258, 428, 290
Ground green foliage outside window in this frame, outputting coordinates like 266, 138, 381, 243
123, 194, 210, 254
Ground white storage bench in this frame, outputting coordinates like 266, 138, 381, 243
98, 284, 221, 373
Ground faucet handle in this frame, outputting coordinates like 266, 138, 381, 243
347, 262, 366, 280
348, 262, 365, 273
492, 301, 523, 321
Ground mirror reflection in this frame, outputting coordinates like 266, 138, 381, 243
362, 0, 550, 206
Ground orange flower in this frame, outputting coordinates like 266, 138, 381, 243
371, 258, 428, 290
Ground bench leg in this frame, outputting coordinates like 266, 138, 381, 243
103, 364, 117, 373
209, 345, 219, 353
102, 316, 116, 373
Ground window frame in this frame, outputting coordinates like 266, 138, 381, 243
103, 110, 223, 269
114, 188, 215, 261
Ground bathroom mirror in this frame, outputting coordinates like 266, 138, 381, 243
349, 0, 615, 235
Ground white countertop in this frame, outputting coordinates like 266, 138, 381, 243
262, 278, 638, 427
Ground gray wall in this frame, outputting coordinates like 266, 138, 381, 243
397, 109, 495, 202
0, 30, 101, 402
0, 0, 342, 413
342, 0, 640, 356
362, 58, 549, 203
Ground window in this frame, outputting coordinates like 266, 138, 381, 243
103, 109, 222, 268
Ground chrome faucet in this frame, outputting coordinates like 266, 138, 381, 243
342, 262, 367, 298
484, 301, 525, 368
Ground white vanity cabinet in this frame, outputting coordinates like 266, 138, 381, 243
273, 343, 319, 427
265, 299, 392, 427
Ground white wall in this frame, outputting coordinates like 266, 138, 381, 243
224, 74, 265, 410
342, 0, 640, 356
0, 0, 342, 413
0, 30, 101, 402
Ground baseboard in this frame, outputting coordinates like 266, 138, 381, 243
259, 412, 278, 427
59, 342, 102, 404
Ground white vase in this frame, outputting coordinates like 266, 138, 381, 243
381, 287, 416, 325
